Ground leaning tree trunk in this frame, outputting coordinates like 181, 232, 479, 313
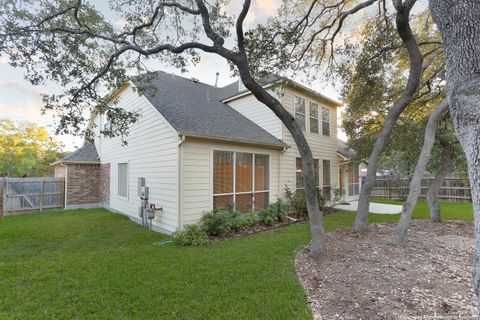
429, 0, 480, 309
236, 64, 326, 256
426, 140, 453, 222
353, 0, 424, 232
393, 99, 448, 246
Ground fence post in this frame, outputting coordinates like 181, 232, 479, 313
40, 180, 44, 212
3, 179, 7, 216
387, 178, 391, 200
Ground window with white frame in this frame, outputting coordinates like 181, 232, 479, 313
323, 160, 331, 201
213, 151, 270, 213
296, 158, 319, 191
118, 163, 128, 197
322, 107, 330, 136
309, 102, 319, 133
294, 96, 306, 130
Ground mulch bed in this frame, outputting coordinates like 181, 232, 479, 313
210, 207, 338, 241
210, 219, 295, 241
295, 220, 478, 319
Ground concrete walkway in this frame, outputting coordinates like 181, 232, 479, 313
334, 201, 403, 215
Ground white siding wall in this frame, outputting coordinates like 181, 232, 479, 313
226, 89, 283, 140
180, 138, 281, 226
93, 85, 179, 233
280, 86, 340, 194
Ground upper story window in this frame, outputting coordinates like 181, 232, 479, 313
322, 107, 330, 136
294, 96, 306, 131
309, 102, 319, 133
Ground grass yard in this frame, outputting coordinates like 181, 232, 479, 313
0, 201, 473, 320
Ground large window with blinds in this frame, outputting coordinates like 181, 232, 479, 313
213, 151, 270, 213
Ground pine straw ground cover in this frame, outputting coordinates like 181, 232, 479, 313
296, 220, 477, 319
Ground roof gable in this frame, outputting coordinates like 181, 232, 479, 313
131, 71, 286, 148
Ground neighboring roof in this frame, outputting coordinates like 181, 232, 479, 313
53, 143, 100, 165
131, 71, 287, 148
337, 139, 357, 159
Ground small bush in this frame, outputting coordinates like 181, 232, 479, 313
284, 186, 307, 217
230, 212, 259, 231
171, 224, 208, 246
270, 199, 287, 221
200, 208, 232, 236
258, 201, 287, 226
258, 208, 277, 226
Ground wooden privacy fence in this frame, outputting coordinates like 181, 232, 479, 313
1, 177, 65, 216
370, 176, 471, 202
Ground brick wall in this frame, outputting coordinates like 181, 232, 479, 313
100, 163, 110, 206
65, 164, 101, 206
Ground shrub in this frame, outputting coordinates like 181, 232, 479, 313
199, 208, 232, 236
231, 212, 260, 231
269, 199, 287, 221
258, 200, 287, 226
171, 224, 208, 246
284, 186, 307, 217
258, 208, 277, 226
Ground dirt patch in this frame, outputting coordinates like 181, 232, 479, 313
295, 220, 477, 319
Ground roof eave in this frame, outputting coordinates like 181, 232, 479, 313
178, 131, 289, 150
51, 160, 100, 166
222, 78, 341, 107
221, 80, 283, 103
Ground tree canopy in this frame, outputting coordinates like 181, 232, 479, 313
0, 118, 65, 177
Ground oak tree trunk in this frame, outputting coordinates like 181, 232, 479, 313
354, 1, 423, 232
393, 99, 448, 246
429, 0, 480, 309
237, 66, 326, 256
426, 141, 453, 222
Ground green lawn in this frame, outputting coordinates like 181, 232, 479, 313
0, 201, 473, 320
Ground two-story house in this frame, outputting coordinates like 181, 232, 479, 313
53, 71, 363, 233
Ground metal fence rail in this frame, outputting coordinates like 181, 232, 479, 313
370, 177, 471, 202
1, 177, 65, 215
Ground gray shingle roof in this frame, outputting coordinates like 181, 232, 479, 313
337, 139, 357, 159
57, 143, 99, 163
132, 71, 286, 148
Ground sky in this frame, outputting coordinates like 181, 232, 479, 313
0, 0, 345, 152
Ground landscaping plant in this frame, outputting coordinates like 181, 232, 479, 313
171, 224, 208, 246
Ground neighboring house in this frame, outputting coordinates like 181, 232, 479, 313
53, 71, 364, 233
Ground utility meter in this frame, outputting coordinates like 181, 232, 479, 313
140, 186, 149, 200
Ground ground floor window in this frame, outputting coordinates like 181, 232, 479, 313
296, 158, 319, 192
348, 162, 360, 196
118, 162, 128, 198
213, 151, 270, 213
323, 160, 331, 201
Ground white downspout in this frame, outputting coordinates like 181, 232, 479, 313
177, 135, 186, 230
64, 163, 68, 209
